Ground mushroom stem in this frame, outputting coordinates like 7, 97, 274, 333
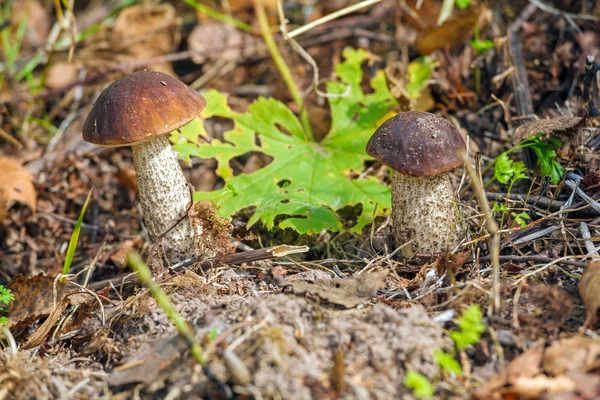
391, 172, 465, 258
132, 135, 202, 261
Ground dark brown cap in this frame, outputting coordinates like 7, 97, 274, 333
83, 70, 207, 146
366, 111, 465, 176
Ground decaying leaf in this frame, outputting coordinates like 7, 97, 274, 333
415, 5, 484, 55
291, 270, 389, 308
109, 335, 188, 386
511, 375, 577, 398
10, 0, 50, 50
578, 260, 600, 331
543, 337, 600, 376
0, 157, 36, 220
513, 116, 586, 144
188, 21, 258, 66
474, 337, 600, 399
473, 342, 544, 399
45, 2, 181, 89
109, 238, 143, 269
7, 274, 70, 329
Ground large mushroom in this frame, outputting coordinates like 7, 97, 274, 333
83, 70, 207, 262
366, 111, 466, 257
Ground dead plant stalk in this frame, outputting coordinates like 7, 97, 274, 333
458, 151, 501, 313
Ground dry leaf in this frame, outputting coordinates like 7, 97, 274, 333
543, 337, 600, 376
21, 298, 71, 349
292, 270, 389, 308
513, 116, 586, 144
511, 375, 576, 398
110, 238, 142, 269
7, 274, 75, 329
109, 335, 188, 386
188, 21, 258, 66
400, 0, 441, 32
578, 260, 600, 331
7, 274, 91, 348
415, 6, 484, 55
10, 0, 50, 50
473, 342, 544, 399
0, 157, 36, 220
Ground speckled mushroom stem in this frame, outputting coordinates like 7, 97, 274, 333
132, 135, 203, 262
391, 172, 465, 258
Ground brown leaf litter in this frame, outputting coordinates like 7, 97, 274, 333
474, 337, 600, 399
0, 157, 36, 221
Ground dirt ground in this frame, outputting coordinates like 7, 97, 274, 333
2, 0, 600, 399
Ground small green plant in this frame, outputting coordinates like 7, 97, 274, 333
433, 349, 462, 376
404, 370, 435, 398
435, 304, 486, 376
450, 304, 486, 350
455, 0, 471, 9
0, 2, 28, 78
62, 189, 92, 280
0, 285, 14, 327
173, 48, 396, 234
407, 56, 435, 99
494, 133, 564, 184
489, 134, 563, 227
470, 39, 494, 52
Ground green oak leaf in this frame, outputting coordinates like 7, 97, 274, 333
172, 48, 396, 233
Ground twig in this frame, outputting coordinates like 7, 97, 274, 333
286, 0, 383, 39
276, 0, 350, 99
472, 254, 587, 268
580, 222, 598, 257
459, 150, 501, 312
507, 3, 538, 169
88, 245, 309, 291
528, 0, 599, 21
0, 127, 22, 149
485, 192, 564, 210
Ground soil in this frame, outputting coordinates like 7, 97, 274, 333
2, 0, 600, 399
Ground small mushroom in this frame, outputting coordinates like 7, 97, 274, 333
82, 70, 207, 262
366, 111, 466, 257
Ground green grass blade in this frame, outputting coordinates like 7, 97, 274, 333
62, 189, 93, 279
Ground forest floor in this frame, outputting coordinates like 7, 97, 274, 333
1, 0, 600, 399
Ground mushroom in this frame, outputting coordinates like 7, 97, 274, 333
366, 111, 466, 257
82, 70, 207, 262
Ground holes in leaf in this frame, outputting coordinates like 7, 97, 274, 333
275, 123, 293, 137
277, 179, 291, 188
227, 151, 273, 175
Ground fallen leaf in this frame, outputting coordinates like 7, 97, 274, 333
292, 270, 389, 308
110, 238, 143, 269
578, 260, 600, 331
513, 116, 586, 144
10, 0, 50, 50
472, 342, 544, 399
7, 274, 82, 329
109, 335, 188, 386
543, 337, 600, 376
7, 274, 92, 348
188, 21, 258, 66
415, 6, 484, 55
0, 157, 36, 220
511, 375, 576, 398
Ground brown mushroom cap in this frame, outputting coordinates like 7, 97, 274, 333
366, 111, 466, 176
83, 70, 207, 147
